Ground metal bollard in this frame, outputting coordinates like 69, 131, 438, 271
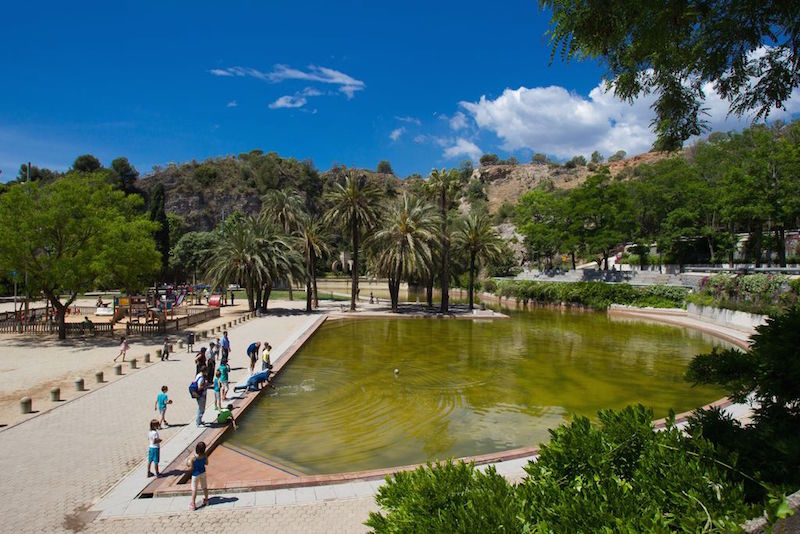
20, 397, 32, 414
144, 353, 151, 363
129, 359, 137, 370
114, 364, 122, 375
95, 371, 104, 383
75, 378, 85, 391
50, 387, 61, 402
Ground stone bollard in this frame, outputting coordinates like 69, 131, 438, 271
169, 344, 174, 352
95, 371, 104, 383
50, 387, 61, 402
114, 364, 122, 376
178, 340, 185, 349
155, 349, 162, 359
228, 321, 232, 328
20, 397, 32, 414
75, 378, 85, 391
129, 359, 137, 370
144, 353, 151, 363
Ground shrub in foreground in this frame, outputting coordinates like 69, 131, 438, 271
367, 406, 761, 533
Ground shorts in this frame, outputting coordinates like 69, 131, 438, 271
248, 352, 257, 364
148, 447, 160, 463
221, 380, 229, 390
214, 390, 221, 403
158, 408, 166, 416
191, 473, 207, 492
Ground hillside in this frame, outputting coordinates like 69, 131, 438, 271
135, 150, 669, 232
474, 151, 670, 213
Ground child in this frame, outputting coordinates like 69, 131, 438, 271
147, 419, 162, 477
114, 336, 130, 362
213, 369, 222, 410
155, 385, 173, 427
186, 441, 209, 510
216, 403, 237, 430
261, 342, 272, 371
162, 338, 170, 361
218, 359, 230, 401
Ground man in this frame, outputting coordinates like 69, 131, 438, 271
246, 341, 261, 375
194, 365, 207, 426
233, 370, 271, 393
220, 331, 230, 364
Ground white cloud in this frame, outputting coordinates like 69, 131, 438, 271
442, 138, 483, 161
226, 100, 238, 108
395, 116, 421, 125
269, 95, 307, 109
460, 79, 800, 159
389, 127, 405, 141
413, 134, 427, 144
211, 65, 365, 99
449, 111, 468, 130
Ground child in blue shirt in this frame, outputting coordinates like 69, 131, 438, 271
155, 385, 172, 428
186, 441, 209, 510
213, 370, 222, 410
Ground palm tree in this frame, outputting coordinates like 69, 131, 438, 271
368, 195, 440, 312
323, 170, 383, 311
425, 168, 465, 313
261, 189, 305, 300
205, 216, 266, 311
453, 212, 503, 310
297, 213, 331, 311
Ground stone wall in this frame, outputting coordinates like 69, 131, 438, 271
687, 303, 768, 333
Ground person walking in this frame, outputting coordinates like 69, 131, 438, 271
194, 366, 207, 426
155, 385, 172, 428
186, 441, 209, 510
162, 338, 170, 361
220, 331, 231, 364
114, 337, 130, 362
246, 341, 261, 375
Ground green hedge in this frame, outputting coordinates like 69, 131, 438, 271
495, 280, 687, 310
686, 274, 798, 316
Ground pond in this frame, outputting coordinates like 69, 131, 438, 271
226, 308, 727, 474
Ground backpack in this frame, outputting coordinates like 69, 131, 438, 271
189, 377, 201, 399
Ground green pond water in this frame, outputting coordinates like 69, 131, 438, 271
227, 308, 727, 475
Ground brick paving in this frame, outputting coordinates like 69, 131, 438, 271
0, 302, 384, 533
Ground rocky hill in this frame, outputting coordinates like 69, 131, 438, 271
135, 150, 669, 232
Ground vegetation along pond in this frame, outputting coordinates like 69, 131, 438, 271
226, 309, 727, 474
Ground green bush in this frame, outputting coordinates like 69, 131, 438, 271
367, 406, 762, 532
689, 274, 798, 315
493, 281, 687, 309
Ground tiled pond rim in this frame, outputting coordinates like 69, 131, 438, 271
91, 306, 754, 519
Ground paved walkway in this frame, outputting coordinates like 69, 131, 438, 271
0, 299, 757, 533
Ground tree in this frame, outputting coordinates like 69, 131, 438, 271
425, 168, 465, 313
531, 153, 548, 164
687, 306, 800, 499
377, 160, 394, 175
261, 188, 306, 299
0, 174, 160, 339
453, 212, 503, 310
149, 184, 170, 279
111, 157, 139, 193
368, 195, 439, 312
590, 150, 604, 164
479, 153, 499, 166
15, 163, 58, 183
542, 0, 800, 150
72, 154, 102, 173
170, 231, 217, 284
297, 213, 330, 311
607, 150, 627, 162
323, 170, 384, 311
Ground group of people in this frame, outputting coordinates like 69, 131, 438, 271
144, 328, 278, 510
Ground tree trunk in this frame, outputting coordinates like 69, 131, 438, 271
262, 284, 272, 312
351, 215, 359, 311
468, 251, 476, 310
752, 223, 763, 268
288, 277, 294, 301
571, 251, 576, 270
390, 263, 402, 313
426, 276, 433, 307
778, 226, 787, 267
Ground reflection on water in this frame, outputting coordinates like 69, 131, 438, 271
227, 309, 727, 474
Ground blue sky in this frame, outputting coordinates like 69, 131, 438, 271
1, 1, 798, 181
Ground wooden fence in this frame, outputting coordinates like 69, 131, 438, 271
125, 307, 220, 336
0, 321, 114, 337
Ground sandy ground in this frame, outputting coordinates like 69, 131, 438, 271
0, 300, 255, 428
